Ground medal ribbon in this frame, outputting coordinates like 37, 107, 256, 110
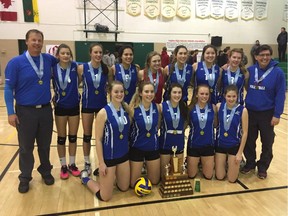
227, 66, 240, 85
174, 63, 187, 87
203, 62, 216, 88
108, 102, 125, 133
25, 51, 44, 80
167, 101, 180, 130
148, 69, 159, 94
195, 104, 209, 130
139, 103, 153, 132
57, 63, 71, 91
120, 64, 132, 89
88, 62, 102, 89
223, 103, 238, 132
254, 67, 274, 85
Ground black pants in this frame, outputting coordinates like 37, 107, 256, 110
16, 104, 53, 183
243, 109, 275, 172
278, 44, 287, 61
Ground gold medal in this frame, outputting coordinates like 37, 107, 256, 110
200, 130, 204, 135
38, 80, 43, 85
173, 130, 177, 135
119, 134, 123, 139
210, 88, 213, 93
95, 90, 99, 95
146, 132, 151, 137
224, 132, 228, 137
125, 90, 129, 95
62, 91, 66, 96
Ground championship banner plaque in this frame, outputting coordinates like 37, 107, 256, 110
127, 0, 141, 16
177, 0, 191, 19
144, 0, 160, 18
161, 0, 177, 18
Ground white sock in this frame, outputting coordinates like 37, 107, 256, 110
69, 156, 76, 165
84, 156, 90, 164
60, 157, 66, 166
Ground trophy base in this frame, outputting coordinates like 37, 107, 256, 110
159, 174, 193, 198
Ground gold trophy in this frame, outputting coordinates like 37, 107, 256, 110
171, 146, 179, 174
158, 146, 193, 198
164, 164, 170, 176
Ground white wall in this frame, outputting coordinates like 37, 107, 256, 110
0, 0, 286, 44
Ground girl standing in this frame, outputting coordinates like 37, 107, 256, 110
129, 81, 161, 187
193, 45, 221, 105
52, 44, 81, 179
220, 48, 249, 105
215, 85, 248, 183
78, 43, 110, 175
159, 83, 188, 177
111, 45, 140, 103
163, 45, 193, 103
139, 51, 165, 104
81, 81, 131, 201
186, 84, 216, 179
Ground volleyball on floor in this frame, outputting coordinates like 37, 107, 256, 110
134, 177, 152, 197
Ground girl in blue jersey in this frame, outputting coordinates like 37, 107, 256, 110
159, 83, 188, 177
78, 43, 111, 175
81, 81, 131, 201
110, 45, 141, 104
187, 84, 217, 179
163, 45, 193, 103
193, 45, 221, 105
52, 44, 81, 179
129, 81, 161, 187
220, 48, 249, 105
215, 85, 248, 183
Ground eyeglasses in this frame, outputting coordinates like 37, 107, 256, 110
258, 53, 271, 57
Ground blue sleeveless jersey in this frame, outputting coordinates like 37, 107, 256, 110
164, 64, 193, 102
82, 63, 108, 109
217, 102, 244, 148
114, 63, 137, 103
188, 103, 215, 148
130, 103, 159, 151
5, 52, 57, 105
159, 101, 185, 152
194, 62, 220, 104
52, 61, 80, 108
221, 69, 245, 105
103, 105, 130, 160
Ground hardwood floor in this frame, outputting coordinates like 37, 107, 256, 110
0, 89, 287, 216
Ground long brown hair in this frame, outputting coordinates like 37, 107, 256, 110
228, 48, 248, 77
89, 43, 109, 75
188, 84, 211, 111
129, 80, 154, 109
167, 83, 188, 122
107, 80, 131, 116
143, 51, 161, 78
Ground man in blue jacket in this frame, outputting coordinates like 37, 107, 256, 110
242, 44, 286, 179
4, 29, 57, 193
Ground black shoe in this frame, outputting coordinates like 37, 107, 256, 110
18, 182, 29, 193
42, 174, 55, 185
257, 171, 267, 179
